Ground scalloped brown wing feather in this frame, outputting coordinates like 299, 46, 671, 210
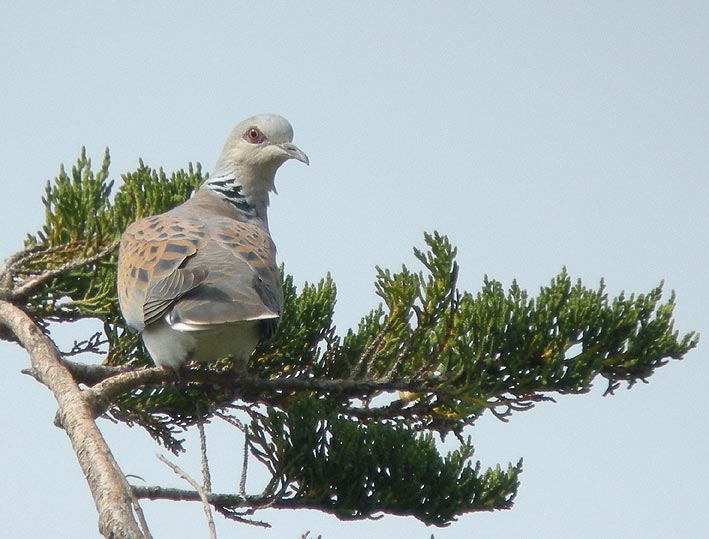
117, 203, 282, 334
167, 217, 283, 328
117, 214, 209, 330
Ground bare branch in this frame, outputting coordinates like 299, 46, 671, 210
157, 454, 217, 539
83, 365, 444, 418
133, 485, 274, 527
133, 485, 248, 505
239, 426, 249, 497
215, 410, 247, 432
6, 243, 72, 270
197, 419, 212, 492
133, 484, 445, 524
9, 241, 118, 300
63, 332, 108, 357
0, 243, 54, 293
83, 366, 168, 416
62, 358, 134, 385
131, 499, 154, 539
0, 299, 148, 539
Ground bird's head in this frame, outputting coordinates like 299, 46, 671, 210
213, 114, 309, 187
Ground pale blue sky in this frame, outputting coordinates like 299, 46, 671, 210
1, 2, 707, 538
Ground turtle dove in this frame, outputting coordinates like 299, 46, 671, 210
117, 114, 308, 370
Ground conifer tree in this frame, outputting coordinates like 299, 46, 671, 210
0, 150, 697, 538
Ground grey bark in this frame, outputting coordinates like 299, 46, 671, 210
0, 300, 148, 539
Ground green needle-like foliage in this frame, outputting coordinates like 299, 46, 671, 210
249, 396, 521, 525
7, 150, 698, 526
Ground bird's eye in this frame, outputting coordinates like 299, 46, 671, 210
244, 127, 266, 144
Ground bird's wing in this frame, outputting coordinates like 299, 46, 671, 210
167, 217, 283, 330
117, 214, 209, 330
118, 213, 283, 333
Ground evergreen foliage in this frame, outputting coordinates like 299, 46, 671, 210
8, 150, 698, 526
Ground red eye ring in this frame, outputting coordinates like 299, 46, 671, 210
244, 127, 266, 144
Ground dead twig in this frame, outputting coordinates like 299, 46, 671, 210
9, 241, 118, 300
157, 454, 217, 539
197, 417, 212, 492
239, 426, 249, 497
0, 299, 148, 538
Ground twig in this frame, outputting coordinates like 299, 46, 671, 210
363, 325, 391, 379
197, 418, 212, 492
157, 454, 218, 539
130, 495, 154, 539
134, 484, 451, 524
9, 241, 118, 300
8, 243, 73, 269
239, 426, 249, 496
0, 299, 148, 538
86, 366, 446, 418
63, 331, 108, 357
214, 506, 271, 528
349, 315, 393, 379
215, 410, 247, 432
134, 485, 247, 505
0, 252, 27, 293
62, 358, 137, 386
422, 264, 460, 372
215, 476, 283, 527
82, 366, 167, 417
0, 244, 59, 292
318, 330, 340, 373
383, 338, 415, 381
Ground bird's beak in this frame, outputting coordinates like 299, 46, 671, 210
278, 142, 309, 165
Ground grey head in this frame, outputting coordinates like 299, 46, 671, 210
212, 113, 308, 182
202, 114, 309, 224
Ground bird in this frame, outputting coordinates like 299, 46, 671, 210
116, 113, 308, 371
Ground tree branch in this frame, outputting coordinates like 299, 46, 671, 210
0, 300, 148, 539
62, 358, 136, 384
75, 359, 547, 429
8, 241, 118, 300
81, 365, 445, 417
133, 485, 252, 506
157, 454, 217, 539
0, 244, 50, 294
132, 484, 469, 523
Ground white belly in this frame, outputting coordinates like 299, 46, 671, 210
141, 319, 261, 371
